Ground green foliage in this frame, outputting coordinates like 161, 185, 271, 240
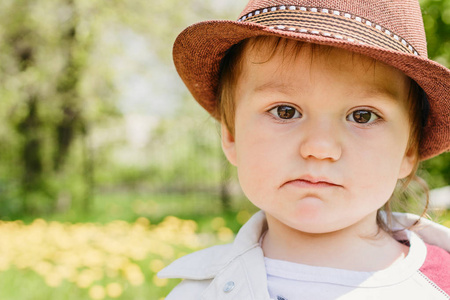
421, 152, 450, 188
0, 0, 122, 217
0, 0, 245, 219
421, 0, 450, 66
419, 0, 450, 189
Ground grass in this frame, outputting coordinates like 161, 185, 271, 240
29, 190, 260, 235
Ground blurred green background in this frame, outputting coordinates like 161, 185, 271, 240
0, 0, 448, 299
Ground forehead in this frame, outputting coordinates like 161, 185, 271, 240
237, 37, 410, 102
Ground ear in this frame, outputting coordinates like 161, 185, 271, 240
398, 147, 417, 179
221, 123, 237, 166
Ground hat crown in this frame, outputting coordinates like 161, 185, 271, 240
239, 0, 427, 56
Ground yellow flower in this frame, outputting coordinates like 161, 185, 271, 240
0, 214, 230, 297
32, 261, 52, 276
106, 282, 123, 298
76, 269, 100, 288
217, 227, 234, 243
153, 274, 168, 287
89, 285, 105, 300
123, 263, 144, 286
45, 272, 63, 287
149, 259, 165, 273
211, 217, 225, 230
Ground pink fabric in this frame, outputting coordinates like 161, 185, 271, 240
419, 244, 450, 295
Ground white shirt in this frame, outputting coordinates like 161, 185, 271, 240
265, 231, 446, 299
159, 211, 450, 300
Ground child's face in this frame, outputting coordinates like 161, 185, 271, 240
221, 42, 416, 234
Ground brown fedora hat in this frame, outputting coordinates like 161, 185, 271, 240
173, 0, 450, 160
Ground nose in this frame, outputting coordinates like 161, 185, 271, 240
299, 120, 342, 161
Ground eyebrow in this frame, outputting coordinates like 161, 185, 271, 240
353, 85, 402, 102
253, 81, 298, 95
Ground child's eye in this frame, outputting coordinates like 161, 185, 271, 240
347, 110, 379, 124
269, 105, 301, 120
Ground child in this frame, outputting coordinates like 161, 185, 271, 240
159, 0, 450, 299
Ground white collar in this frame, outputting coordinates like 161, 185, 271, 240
158, 211, 267, 280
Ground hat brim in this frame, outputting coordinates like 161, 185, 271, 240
173, 20, 450, 160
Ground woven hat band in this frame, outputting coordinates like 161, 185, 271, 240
238, 6, 419, 56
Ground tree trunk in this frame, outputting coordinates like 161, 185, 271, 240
17, 95, 43, 214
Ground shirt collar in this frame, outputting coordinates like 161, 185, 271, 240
158, 211, 268, 280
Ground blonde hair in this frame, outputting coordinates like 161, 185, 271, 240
216, 36, 429, 234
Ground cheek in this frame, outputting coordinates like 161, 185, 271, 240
235, 120, 281, 163
346, 138, 407, 202
353, 120, 410, 166
234, 126, 283, 199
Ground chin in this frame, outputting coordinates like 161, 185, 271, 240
291, 222, 343, 234
286, 212, 353, 234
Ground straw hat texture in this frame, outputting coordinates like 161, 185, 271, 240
173, 0, 450, 160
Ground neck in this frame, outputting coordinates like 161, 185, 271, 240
262, 213, 409, 271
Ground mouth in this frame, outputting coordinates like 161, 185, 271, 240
283, 176, 341, 188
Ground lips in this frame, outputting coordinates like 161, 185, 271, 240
283, 175, 341, 188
